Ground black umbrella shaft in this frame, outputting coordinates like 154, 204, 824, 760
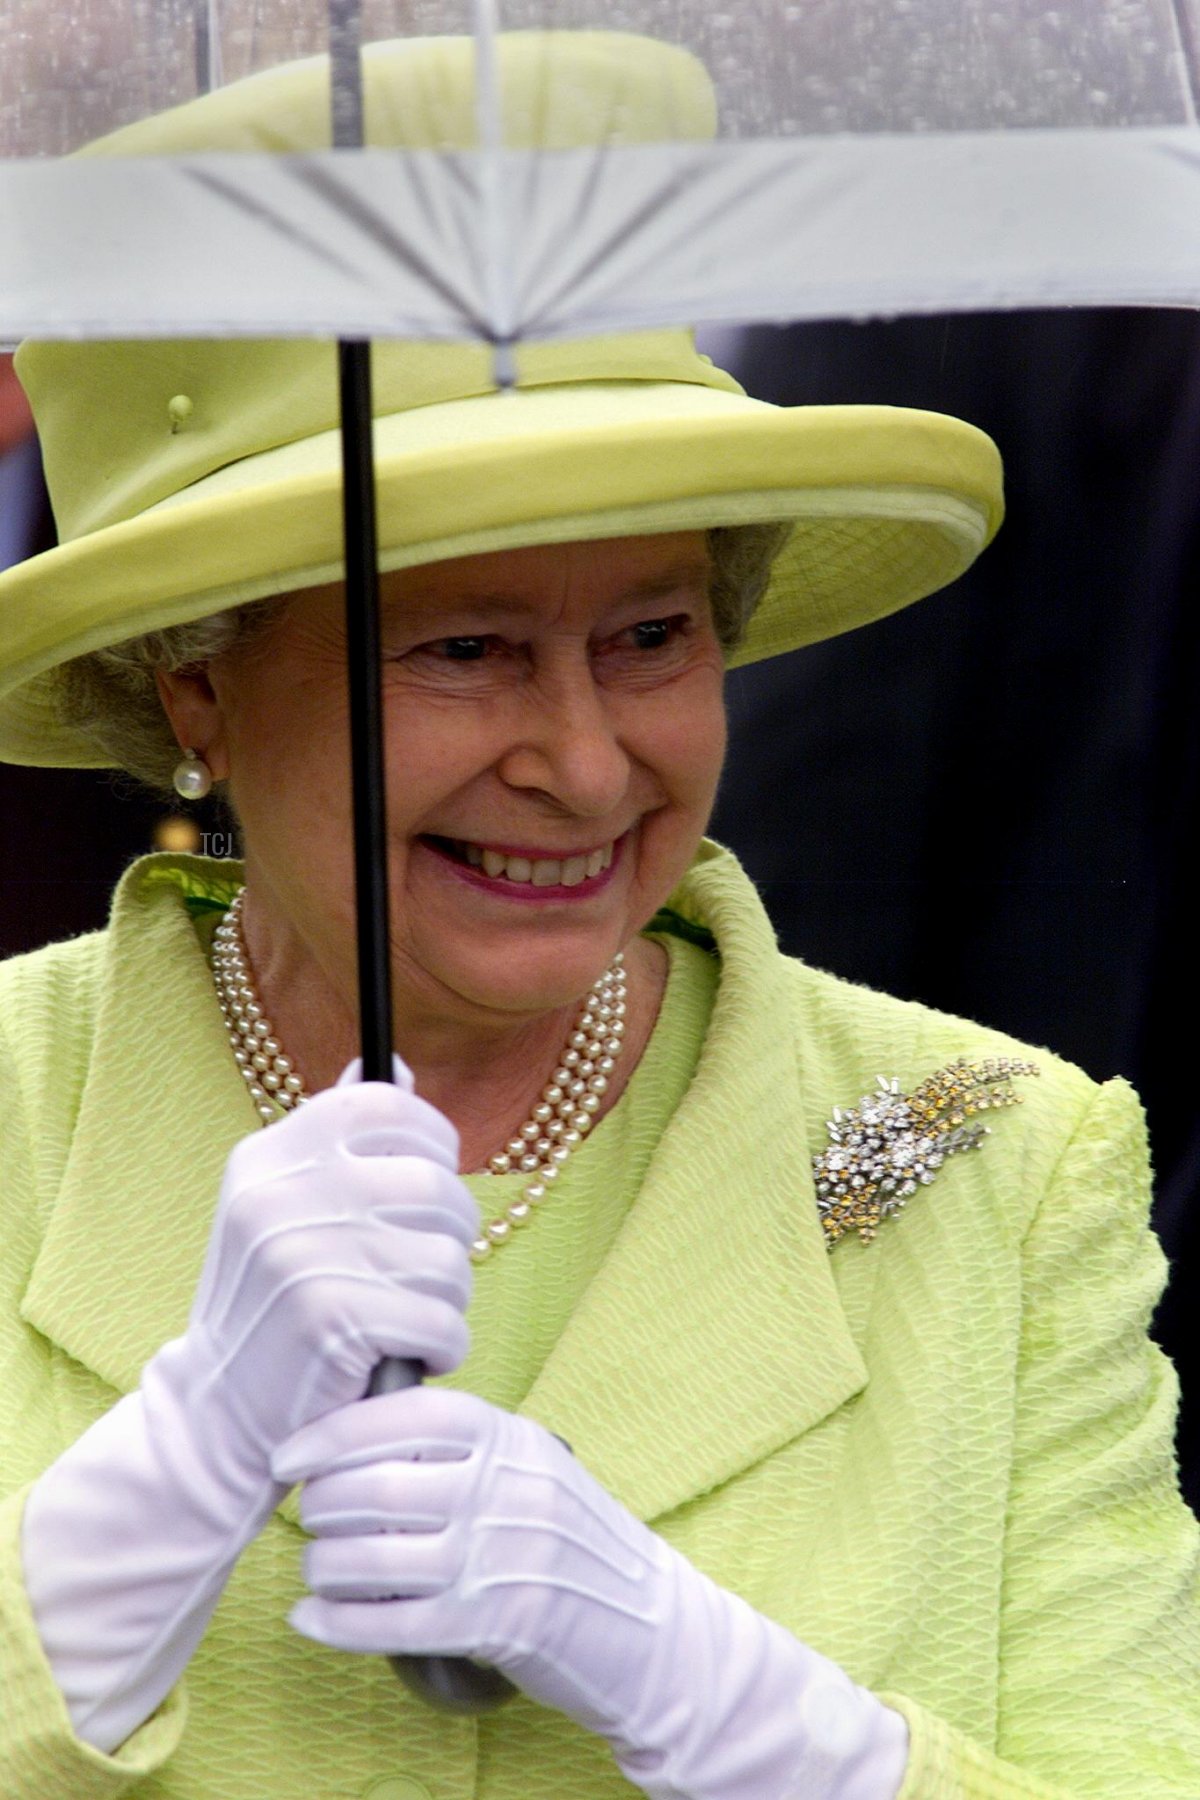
338, 339, 393, 1084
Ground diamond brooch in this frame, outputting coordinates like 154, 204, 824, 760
814, 1055, 1040, 1248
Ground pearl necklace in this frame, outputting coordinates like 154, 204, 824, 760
211, 887, 627, 1262
212, 890, 306, 1121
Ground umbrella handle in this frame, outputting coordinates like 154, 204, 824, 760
364, 1357, 518, 1713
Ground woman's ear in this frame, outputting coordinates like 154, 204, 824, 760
154, 665, 231, 781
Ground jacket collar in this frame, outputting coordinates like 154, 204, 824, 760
522, 842, 868, 1522
21, 845, 868, 1524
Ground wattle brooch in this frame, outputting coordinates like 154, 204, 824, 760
815, 1055, 1040, 1248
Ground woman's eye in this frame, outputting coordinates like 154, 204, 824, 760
629, 618, 676, 650
432, 636, 488, 661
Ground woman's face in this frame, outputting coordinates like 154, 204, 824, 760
195, 531, 726, 1027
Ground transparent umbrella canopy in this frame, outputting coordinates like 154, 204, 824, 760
2, 0, 1198, 1714
3, 0, 1200, 350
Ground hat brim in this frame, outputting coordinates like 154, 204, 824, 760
0, 378, 1002, 767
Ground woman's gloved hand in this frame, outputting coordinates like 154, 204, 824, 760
275, 1387, 910, 1800
153, 1055, 473, 1491
20, 1058, 477, 1756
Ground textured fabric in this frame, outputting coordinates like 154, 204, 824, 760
2, 841, 1199, 1798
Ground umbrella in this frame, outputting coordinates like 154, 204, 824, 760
2, 0, 1198, 1715
4, 0, 1200, 347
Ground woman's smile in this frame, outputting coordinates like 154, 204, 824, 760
417, 830, 624, 901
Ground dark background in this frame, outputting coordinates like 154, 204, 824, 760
3, 308, 1199, 1508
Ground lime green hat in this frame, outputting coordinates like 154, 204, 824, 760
0, 31, 1003, 770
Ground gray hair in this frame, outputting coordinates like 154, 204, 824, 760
52, 522, 789, 796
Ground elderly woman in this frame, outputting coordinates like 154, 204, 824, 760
2, 34, 1199, 1800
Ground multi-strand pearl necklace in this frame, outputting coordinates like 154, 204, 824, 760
212, 891, 305, 1121
472, 955, 626, 1260
211, 887, 626, 1262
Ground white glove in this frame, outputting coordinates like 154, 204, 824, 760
274, 1387, 909, 1800
20, 1057, 478, 1755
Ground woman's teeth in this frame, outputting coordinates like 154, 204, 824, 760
458, 841, 614, 886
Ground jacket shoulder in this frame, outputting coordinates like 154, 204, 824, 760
777, 952, 1130, 1243
779, 951, 1094, 1099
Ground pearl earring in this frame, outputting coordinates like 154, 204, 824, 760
173, 747, 213, 800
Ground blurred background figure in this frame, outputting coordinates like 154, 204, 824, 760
706, 310, 1200, 1513
0, 352, 49, 569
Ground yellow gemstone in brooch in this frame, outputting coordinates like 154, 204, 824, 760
815, 1055, 1040, 1248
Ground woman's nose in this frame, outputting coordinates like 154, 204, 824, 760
494, 672, 631, 818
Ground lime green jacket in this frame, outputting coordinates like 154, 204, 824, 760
2, 844, 1199, 1800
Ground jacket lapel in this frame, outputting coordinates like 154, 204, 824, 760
522, 843, 868, 1523
19, 856, 255, 1399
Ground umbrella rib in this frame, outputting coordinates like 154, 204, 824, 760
522, 151, 705, 334
186, 157, 488, 335
297, 156, 490, 333
185, 163, 366, 283
520, 137, 611, 317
